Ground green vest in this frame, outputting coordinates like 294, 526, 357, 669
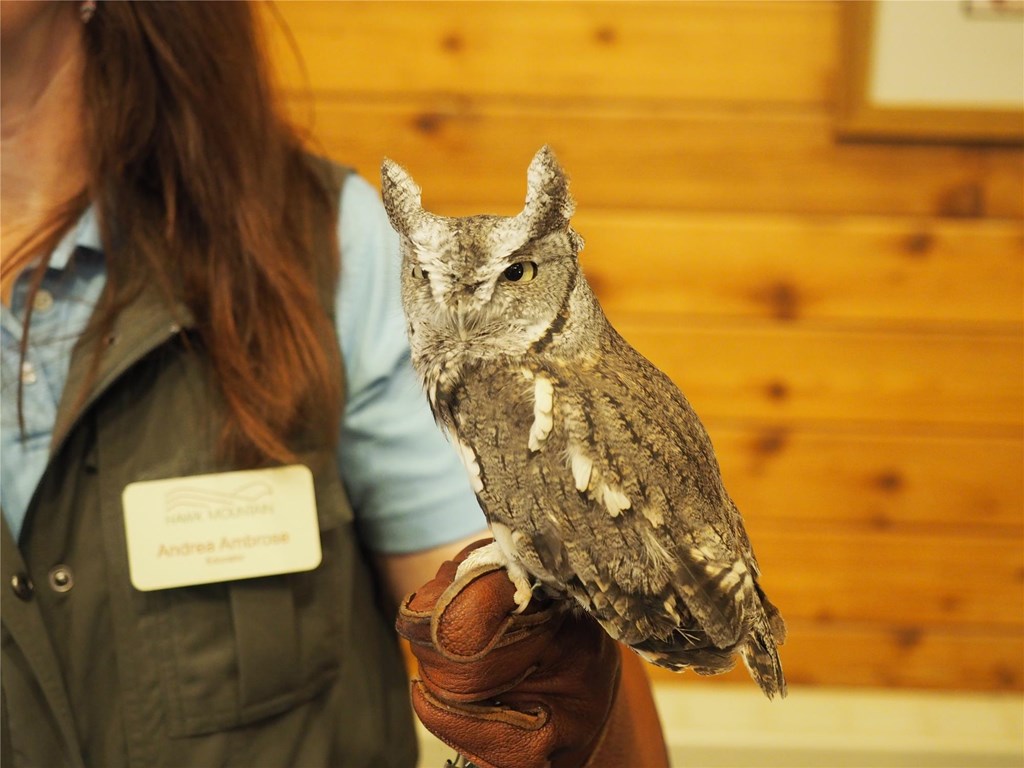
0, 163, 418, 767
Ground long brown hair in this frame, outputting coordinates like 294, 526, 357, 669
16, 1, 341, 464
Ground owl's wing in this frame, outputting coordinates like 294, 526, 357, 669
451, 345, 759, 654
553, 348, 761, 650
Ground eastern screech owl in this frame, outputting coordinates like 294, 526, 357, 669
381, 146, 786, 698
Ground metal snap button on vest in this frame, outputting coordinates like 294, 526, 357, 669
10, 573, 34, 601
33, 289, 54, 312
48, 565, 74, 593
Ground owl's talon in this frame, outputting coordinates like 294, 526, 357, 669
451, 540, 534, 614
512, 582, 534, 613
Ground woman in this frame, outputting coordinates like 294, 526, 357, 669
1, 3, 667, 766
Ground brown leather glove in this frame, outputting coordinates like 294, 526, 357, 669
395, 539, 669, 768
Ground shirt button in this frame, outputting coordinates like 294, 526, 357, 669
21, 362, 37, 385
32, 289, 54, 313
10, 573, 34, 601
48, 565, 74, 593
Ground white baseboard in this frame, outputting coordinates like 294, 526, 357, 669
655, 683, 1024, 768
415, 683, 1024, 767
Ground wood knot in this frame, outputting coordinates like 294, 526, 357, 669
939, 594, 961, 613
752, 427, 788, 457
593, 25, 617, 45
413, 113, 444, 135
873, 470, 904, 493
902, 231, 935, 258
892, 626, 923, 650
993, 664, 1020, 688
869, 511, 893, 529
937, 183, 985, 218
757, 281, 801, 321
764, 380, 789, 401
440, 32, 464, 52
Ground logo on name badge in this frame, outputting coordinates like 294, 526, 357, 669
165, 480, 273, 520
123, 465, 322, 591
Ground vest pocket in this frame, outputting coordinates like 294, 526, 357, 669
153, 458, 354, 737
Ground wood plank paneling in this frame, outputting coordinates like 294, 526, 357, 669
615, 322, 1023, 431
294, 99, 1024, 218
566, 213, 1023, 327
267, 1, 836, 105
744, 525, 1023, 628
709, 428, 1023, 531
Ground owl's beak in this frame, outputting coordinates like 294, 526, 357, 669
448, 298, 477, 341
452, 306, 470, 341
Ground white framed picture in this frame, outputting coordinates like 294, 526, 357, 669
837, 0, 1024, 143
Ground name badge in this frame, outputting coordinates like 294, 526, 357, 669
122, 465, 322, 591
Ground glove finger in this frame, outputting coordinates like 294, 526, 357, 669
397, 567, 517, 652
396, 539, 495, 646
398, 538, 556, 661
411, 681, 553, 768
435, 566, 515, 650
406, 599, 562, 699
431, 568, 540, 658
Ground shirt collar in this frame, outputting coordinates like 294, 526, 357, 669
50, 204, 102, 270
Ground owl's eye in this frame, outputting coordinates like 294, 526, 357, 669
502, 261, 537, 283
411, 265, 429, 279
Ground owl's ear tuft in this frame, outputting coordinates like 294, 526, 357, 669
523, 145, 576, 233
380, 158, 423, 236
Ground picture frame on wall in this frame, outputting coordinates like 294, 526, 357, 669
837, 0, 1024, 144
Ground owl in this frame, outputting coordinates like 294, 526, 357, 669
381, 146, 786, 698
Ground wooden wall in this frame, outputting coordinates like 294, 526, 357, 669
264, 1, 1024, 693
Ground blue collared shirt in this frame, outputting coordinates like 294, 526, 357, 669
0, 174, 485, 552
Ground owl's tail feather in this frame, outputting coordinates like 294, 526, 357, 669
740, 584, 788, 698
740, 622, 787, 699
632, 593, 788, 699
759, 586, 788, 644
